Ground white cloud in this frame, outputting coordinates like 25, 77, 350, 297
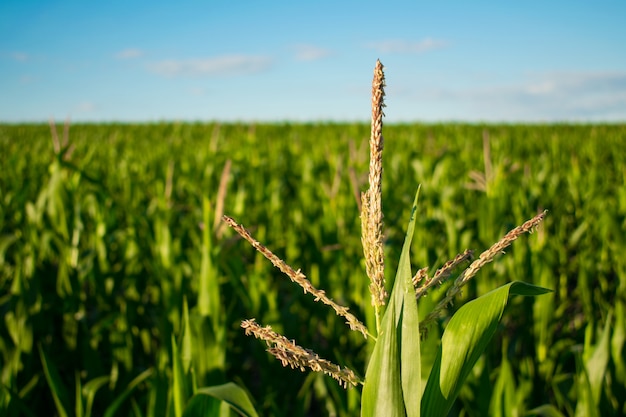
526, 81, 556, 95
292, 44, 332, 61
115, 48, 143, 59
75, 101, 96, 113
12, 52, 29, 61
148, 54, 272, 77
394, 71, 626, 121
188, 86, 207, 96
541, 71, 626, 119
19, 75, 36, 84
366, 38, 447, 54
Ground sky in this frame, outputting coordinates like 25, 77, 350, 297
1, 1, 625, 123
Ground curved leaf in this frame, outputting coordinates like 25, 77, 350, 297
422, 281, 551, 416
184, 383, 259, 417
527, 404, 567, 417
103, 368, 153, 417
82, 375, 110, 417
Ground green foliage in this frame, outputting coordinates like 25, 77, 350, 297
1, 122, 625, 415
361, 189, 421, 417
361, 186, 549, 416
421, 282, 551, 416
184, 384, 259, 417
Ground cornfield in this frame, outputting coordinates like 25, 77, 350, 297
1, 112, 625, 415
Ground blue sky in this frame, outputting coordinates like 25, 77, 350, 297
1, 1, 625, 123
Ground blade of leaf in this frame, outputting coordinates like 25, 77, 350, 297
75, 372, 83, 417
361, 301, 404, 417
526, 404, 568, 417
83, 376, 110, 417
362, 187, 421, 417
38, 344, 70, 417
171, 333, 190, 417
184, 383, 259, 417
422, 281, 551, 416
574, 352, 596, 417
400, 188, 421, 417
181, 297, 193, 374
574, 313, 612, 417
584, 312, 612, 407
610, 298, 625, 385
103, 368, 153, 417
488, 344, 516, 417
0, 384, 38, 417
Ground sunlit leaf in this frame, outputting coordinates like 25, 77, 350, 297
362, 188, 421, 417
184, 383, 259, 417
82, 376, 110, 417
422, 282, 551, 416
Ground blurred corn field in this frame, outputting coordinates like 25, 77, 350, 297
1, 122, 625, 416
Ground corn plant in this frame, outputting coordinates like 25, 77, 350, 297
224, 60, 551, 416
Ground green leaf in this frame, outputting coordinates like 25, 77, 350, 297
82, 376, 110, 417
103, 368, 153, 417
75, 373, 83, 417
585, 313, 612, 407
183, 383, 259, 417
611, 297, 626, 386
362, 187, 421, 417
422, 281, 551, 416
181, 297, 193, 374
574, 313, 612, 417
526, 404, 568, 417
0, 383, 39, 417
361, 295, 404, 417
488, 344, 516, 417
171, 334, 191, 417
574, 351, 596, 417
199, 196, 220, 321
399, 197, 422, 417
38, 345, 70, 417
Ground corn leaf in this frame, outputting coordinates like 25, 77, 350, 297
362, 188, 421, 417
0, 384, 39, 417
183, 383, 259, 417
584, 313, 612, 408
181, 297, 193, 374
199, 196, 220, 321
422, 281, 551, 416
38, 345, 70, 417
574, 313, 612, 417
526, 404, 568, 417
103, 368, 153, 417
611, 298, 626, 386
82, 376, 110, 417
488, 346, 516, 417
171, 334, 190, 417
75, 373, 83, 417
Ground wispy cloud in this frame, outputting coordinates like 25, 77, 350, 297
19, 75, 36, 84
75, 101, 96, 113
188, 86, 207, 96
401, 71, 626, 121
115, 48, 143, 59
292, 44, 332, 61
524, 71, 626, 119
365, 38, 447, 54
148, 54, 273, 77
12, 52, 29, 62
